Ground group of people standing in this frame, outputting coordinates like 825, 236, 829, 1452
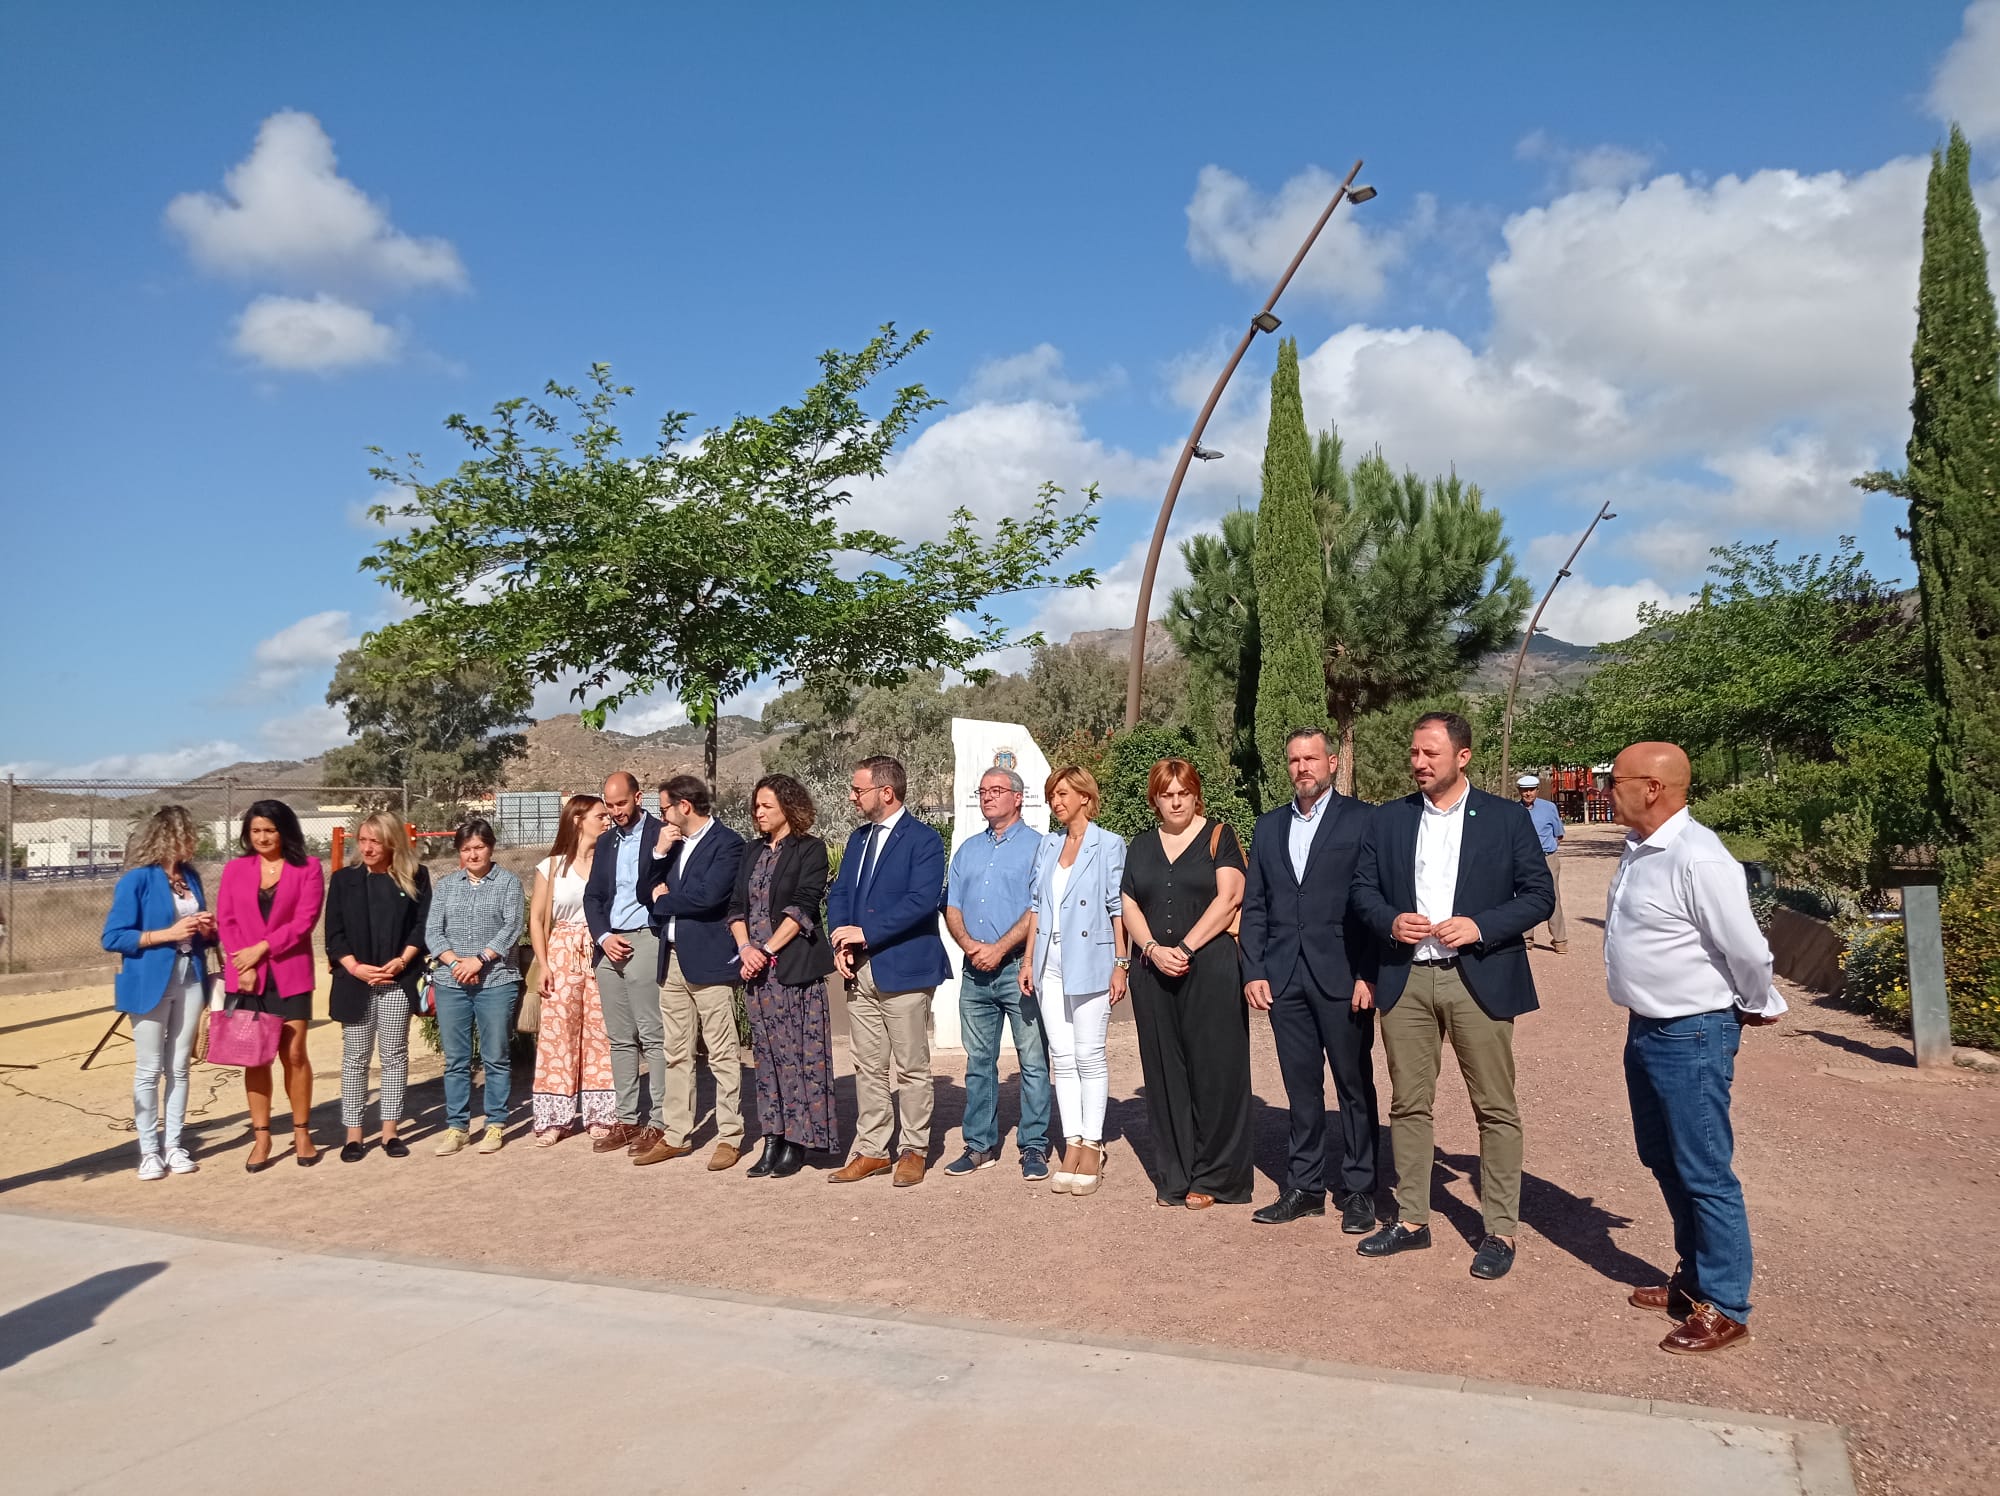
101, 709, 1784, 1358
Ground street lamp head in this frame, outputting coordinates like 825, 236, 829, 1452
1604, 511, 1619, 520
1190, 443, 1224, 461
1251, 311, 1283, 334
1347, 184, 1378, 203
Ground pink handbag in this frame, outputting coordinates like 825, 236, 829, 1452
205, 1004, 282, 1067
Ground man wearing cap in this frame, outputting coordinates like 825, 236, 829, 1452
1518, 774, 1567, 954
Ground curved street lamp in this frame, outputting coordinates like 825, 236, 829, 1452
1122, 158, 1371, 728
1497, 499, 1617, 788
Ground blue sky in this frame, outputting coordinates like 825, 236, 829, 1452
3, 1, 1995, 777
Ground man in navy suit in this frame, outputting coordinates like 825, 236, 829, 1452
583, 772, 669, 1155
1351, 711, 1554, 1280
826, 755, 952, 1187
1240, 727, 1380, 1234
636, 774, 748, 1170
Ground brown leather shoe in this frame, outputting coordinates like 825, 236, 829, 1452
592, 1122, 637, 1154
707, 1142, 743, 1172
829, 1154, 893, 1183
625, 1124, 663, 1157
892, 1150, 926, 1187
1551, 941, 1568, 954
632, 1132, 692, 1166
1630, 1270, 1695, 1319
1184, 1192, 1216, 1210
1661, 1303, 1749, 1355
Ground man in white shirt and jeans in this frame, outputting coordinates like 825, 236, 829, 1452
1606, 742, 1786, 1356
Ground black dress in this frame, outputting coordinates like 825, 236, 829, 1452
1121, 817, 1254, 1203
249, 884, 313, 1023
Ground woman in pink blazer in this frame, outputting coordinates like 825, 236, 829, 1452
217, 799, 327, 1170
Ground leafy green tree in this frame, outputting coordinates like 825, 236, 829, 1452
323, 644, 531, 804
359, 327, 1097, 787
1020, 641, 1188, 750
1253, 338, 1327, 806
1858, 126, 2000, 874
1096, 724, 1256, 849
762, 671, 961, 823
1167, 509, 1261, 801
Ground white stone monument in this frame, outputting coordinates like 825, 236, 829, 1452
931, 717, 1051, 1050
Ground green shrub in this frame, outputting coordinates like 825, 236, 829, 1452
1097, 725, 1256, 848
1840, 858, 2000, 1052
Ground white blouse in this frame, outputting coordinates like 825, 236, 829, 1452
538, 855, 588, 925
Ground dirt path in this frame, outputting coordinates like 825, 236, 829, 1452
3, 824, 1993, 1496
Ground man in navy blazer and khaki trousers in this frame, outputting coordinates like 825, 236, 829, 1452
1352, 711, 1554, 1280
826, 755, 952, 1187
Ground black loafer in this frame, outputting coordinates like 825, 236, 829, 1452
1470, 1234, 1516, 1280
746, 1137, 782, 1178
1252, 1189, 1326, 1225
383, 1137, 409, 1159
339, 1141, 366, 1164
770, 1139, 806, 1178
1339, 1191, 1377, 1235
1356, 1222, 1432, 1258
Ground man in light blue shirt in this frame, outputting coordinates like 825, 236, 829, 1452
942, 767, 1050, 1180
1518, 775, 1568, 954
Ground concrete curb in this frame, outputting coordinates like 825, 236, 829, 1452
0, 1203, 1856, 1496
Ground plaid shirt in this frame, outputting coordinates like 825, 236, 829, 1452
425, 866, 525, 974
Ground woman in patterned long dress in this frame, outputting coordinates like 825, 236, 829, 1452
728, 774, 839, 1178
528, 795, 617, 1144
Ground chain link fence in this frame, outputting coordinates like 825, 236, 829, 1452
2, 777, 406, 976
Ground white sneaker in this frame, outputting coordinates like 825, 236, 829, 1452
137, 1154, 166, 1182
166, 1148, 199, 1175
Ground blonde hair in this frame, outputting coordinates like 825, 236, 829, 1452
1044, 765, 1102, 819
127, 806, 198, 871
357, 811, 421, 900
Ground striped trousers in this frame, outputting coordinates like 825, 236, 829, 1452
341, 987, 412, 1129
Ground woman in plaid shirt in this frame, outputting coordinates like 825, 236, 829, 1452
424, 819, 525, 1157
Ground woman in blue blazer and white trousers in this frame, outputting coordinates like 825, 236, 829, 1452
101, 806, 214, 1181
1018, 766, 1127, 1197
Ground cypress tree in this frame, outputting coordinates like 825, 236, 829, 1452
1253, 337, 1326, 806
1861, 126, 2000, 871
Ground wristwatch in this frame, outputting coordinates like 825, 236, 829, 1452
1114, 955, 1132, 971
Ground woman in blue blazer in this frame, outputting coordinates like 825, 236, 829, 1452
1018, 766, 1127, 1197
101, 806, 214, 1181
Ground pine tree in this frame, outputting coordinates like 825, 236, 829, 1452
1860, 126, 2000, 871
1253, 338, 1328, 806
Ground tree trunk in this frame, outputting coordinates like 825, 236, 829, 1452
1336, 713, 1357, 797
705, 718, 719, 795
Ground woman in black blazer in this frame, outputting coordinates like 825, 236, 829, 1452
728, 774, 839, 1178
325, 812, 433, 1163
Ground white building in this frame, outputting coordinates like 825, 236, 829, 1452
14, 816, 134, 869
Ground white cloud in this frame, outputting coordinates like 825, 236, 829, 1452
1186, 164, 1408, 308
1516, 130, 1655, 192
1932, 2, 2000, 144
233, 294, 400, 372
963, 344, 1125, 405
166, 111, 465, 291
1025, 529, 1191, 646
252, 610, 358, 690
1538, 576, 1685, 645
1, 741, 249, 781
258, 704, 350, 759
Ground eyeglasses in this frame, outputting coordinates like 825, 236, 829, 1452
977, 786, 1017, 798
1609, 776, 1659, 788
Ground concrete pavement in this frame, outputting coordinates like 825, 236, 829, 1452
0, 1211, 1851, 1496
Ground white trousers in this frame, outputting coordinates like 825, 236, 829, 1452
133, 965, 202, 1156
1037, 946, 1110, 1144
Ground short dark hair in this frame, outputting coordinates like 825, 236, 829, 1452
454, 818, 498, 850
1413, 710, 1473, 753
1284, 726, 1332, 753
240, 799, 309, 866
660, 773, 711, 817
857, 755, 907, 802
752, 773, 817, 835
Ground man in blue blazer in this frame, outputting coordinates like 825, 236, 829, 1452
1240, 727, 1381, 1235
1351, 711, 1554, 1281
637, 773, 747, 1169
583, 772, 669, 1154
826, 755, 952, 1187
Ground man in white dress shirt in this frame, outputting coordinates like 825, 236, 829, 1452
1606, 742, 1786, 1355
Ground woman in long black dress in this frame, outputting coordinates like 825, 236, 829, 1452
1120, 757, 1252, 1208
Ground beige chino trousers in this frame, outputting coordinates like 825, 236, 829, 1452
659, 951, 743, 1148
845, 959, 935, 1159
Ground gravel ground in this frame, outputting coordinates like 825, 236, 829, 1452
3, 824, 1994, 1496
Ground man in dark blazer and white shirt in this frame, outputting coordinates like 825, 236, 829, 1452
1240, 726, 1381, 1235
637, 773, 747, 1170
826, 755, 952, 1188
583, 771, 669, 1155
1351, 710, 1554, 1280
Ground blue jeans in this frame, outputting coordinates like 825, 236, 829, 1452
435, 974, 518, 1132
1624, 1008, 1753, 1323
958, 956, 1050, 1155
